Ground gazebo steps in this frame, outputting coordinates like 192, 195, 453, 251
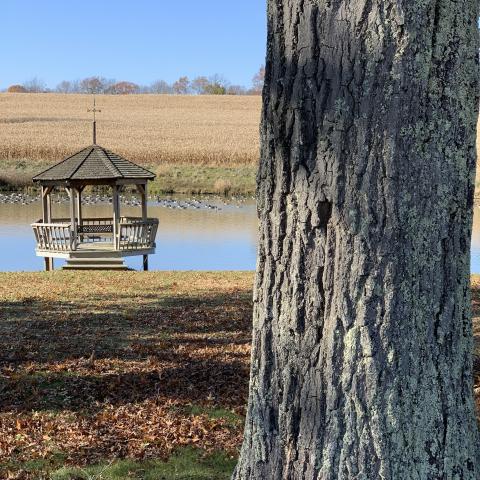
62, 258, 129, 270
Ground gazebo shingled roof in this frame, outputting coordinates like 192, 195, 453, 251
33, 145, 156, 182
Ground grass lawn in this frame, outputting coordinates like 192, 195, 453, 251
0, 271, 479, 479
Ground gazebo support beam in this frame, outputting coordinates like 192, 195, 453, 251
76, 187, 83, 227
75, 186, 84, 242
42, 185, 54, 271
138, 183, 147, 221
112, 185, 120, 250
137, 183, 149, 271
67, 187, 77, 250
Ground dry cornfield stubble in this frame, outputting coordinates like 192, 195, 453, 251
0, 93, 261, 168
1, 94, 478, 195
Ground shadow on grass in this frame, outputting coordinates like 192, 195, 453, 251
0, 290, 252, 413
1, 359, 249, 412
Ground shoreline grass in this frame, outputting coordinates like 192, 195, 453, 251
0, 161, 257, 196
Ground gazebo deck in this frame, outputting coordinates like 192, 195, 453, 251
76, 242, 149, 252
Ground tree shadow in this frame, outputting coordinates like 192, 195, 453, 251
0, 359, 249, 413
0, 290, 253, 414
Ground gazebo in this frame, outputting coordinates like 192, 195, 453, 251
31, 129, 158, 271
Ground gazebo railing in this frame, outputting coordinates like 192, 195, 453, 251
32, 221, 72, 251
51, 217, 113, 225
119, 217, 159, 250
32, 217, 158, 252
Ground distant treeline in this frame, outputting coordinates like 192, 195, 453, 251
5, 67, 265, 96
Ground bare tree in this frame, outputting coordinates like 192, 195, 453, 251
250, 65, 265, 95
137, 84, 152, 94
172, 76, 190, 94
191, 76, 210, 95
23, 77, 46, 93
69, 80, 81, 93
108, 81, 140, 95
79, 76, 106, 94
102, 78, 117, 93
227, 85, 247, 95
234, 0, 480, 478
150, 80, 172, 94
56, 80, 72, 93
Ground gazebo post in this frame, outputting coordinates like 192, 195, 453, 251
140, 183, 147, 220
76, 186, 83, 228
112, 184, 120, 250
67, 187, 77, 250
137, 183, 149, 271
41, 185, 54, 271
76, 186, 83, 242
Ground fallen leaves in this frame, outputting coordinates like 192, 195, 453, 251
1, 271, 479, 479
0, 271, 253, 477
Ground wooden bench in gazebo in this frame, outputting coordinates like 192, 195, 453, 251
31, 142, 158, 271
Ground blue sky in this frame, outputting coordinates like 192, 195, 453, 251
0, 0, 267, 90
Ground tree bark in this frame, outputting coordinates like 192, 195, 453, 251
235, 0, 479, 478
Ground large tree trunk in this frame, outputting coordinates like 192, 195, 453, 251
235, 0, 479, 478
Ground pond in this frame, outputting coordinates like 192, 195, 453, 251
2, 194, 480, 273
0, 195, 258, 271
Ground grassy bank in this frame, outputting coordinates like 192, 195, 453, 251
0, 271, 479, 478
0, 93, 260, 194
0, 161, 257, 196
149, 164, 256, 195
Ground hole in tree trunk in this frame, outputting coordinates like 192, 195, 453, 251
318, 200, 332, 229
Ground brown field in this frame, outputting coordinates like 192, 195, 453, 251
0, 93, 261, 194
0, 93, 260, 167
1, 93, 477, 166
